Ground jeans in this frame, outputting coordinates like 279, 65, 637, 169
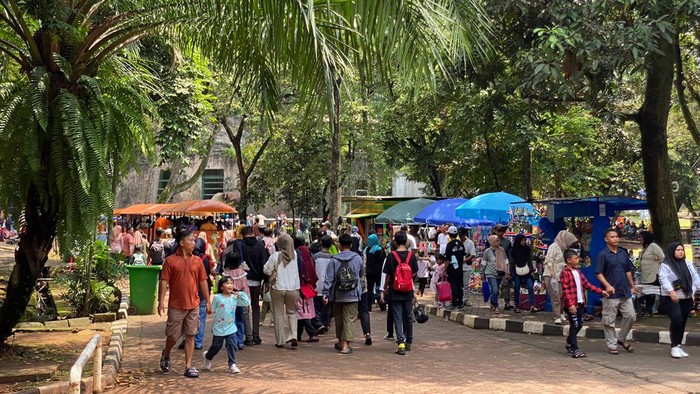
205, 333, 237, 367
314, 296, 332, 328
462, 268, 471, 304
249, 285, 261, 338
449, 274, 463, 308
359, 292, 371, 335
663, 297, 692, 347
487, 277, 501, 307
234, 306, 247, 347
565, 304, 584, 350
513, 275, 535, 309
386, 300, 394, 336
366, 272, 382, 310
391, 299, 413, 344
195, 298, 207, 348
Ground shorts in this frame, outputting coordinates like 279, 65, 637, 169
165, 307, 199, 340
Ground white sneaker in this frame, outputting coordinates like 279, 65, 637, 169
671, 346, 683, 359
229, 363, 240, 374
678, 346, 689, 358
202, 351, 212, 370
554, 318, 562, 325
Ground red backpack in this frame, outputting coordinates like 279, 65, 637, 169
391, 250, 414, 292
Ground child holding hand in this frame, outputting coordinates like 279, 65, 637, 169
560, 249, 609, 358
202, 276, 250, 374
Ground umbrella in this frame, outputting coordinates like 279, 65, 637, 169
374, 198, 435, 224
454, 192, 537, 225
414, 198, 472, 226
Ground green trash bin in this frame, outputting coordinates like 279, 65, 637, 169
125, 265, 162, 315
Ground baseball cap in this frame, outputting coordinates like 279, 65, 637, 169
494, 224, 508, 231
447, 226, 458, 235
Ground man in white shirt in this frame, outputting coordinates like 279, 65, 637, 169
437, 224, 449, 255
401, 225, 418, 250
459, 227, 476, 307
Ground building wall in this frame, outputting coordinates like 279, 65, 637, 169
115, 122, 239, 208
392, 173, 427, 198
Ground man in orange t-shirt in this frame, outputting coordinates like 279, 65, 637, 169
154, 213, 173, 232
158, 227, 211, 378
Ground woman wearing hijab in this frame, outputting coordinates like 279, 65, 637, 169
294, 237, 321, 343
263, 233, 300, 348
198, 232, 217, 266
637, 231, 664, 317
511, 234, 537, 313
659, 242, 700, 358
364, 234, 386, 312
543, 230, 579, 324
482, 235, 508, 314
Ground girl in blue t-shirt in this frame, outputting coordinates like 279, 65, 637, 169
202, 276, 250, 374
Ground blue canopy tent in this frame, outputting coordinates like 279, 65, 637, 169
534, 196, 649, 313
455, 192, 538, 226
414, 198, 472, 226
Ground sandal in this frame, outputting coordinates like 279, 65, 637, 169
334, 342, 343, 351
608, 347, 619, 355
572, 349, 587, 358
183, 367, 200, 378
339, 347, 353, 355
305, 337, 320, 343
617, 341, 634, 353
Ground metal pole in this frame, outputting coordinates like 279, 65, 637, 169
69, 334, 102, 394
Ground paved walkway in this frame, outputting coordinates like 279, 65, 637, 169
414, 292, 700, 333
113, 298, 700, 393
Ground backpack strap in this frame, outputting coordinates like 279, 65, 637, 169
391, 250, 412, 265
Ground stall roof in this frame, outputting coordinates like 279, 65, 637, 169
529, 196, 648, 218
375, 198, 435, 224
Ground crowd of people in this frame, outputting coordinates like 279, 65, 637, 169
120, 213, 700, 378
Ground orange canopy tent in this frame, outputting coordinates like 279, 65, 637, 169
156, 200, 237, 215
115, 201, 236, 216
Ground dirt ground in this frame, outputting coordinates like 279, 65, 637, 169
0, 326, 111, 393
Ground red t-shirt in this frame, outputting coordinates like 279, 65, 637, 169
161, 250, 207, 310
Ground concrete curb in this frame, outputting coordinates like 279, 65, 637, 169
20, 290, 130, 394
423, 303, 698, 347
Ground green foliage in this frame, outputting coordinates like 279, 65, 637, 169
57, 241, 124, 317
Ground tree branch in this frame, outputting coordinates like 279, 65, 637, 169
0, 39, 29, 68
245, 135, 271, 179
674, 36, 700, 146
6, 0, 42, 63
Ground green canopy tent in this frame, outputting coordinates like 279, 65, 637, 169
374, 198, 435, 224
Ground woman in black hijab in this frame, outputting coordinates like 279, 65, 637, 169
658, 242, 700, 358
511, 234, 537, 313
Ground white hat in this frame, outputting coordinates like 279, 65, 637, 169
447, 226, 458, 235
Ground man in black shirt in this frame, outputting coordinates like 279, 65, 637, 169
445, 226, 466, 310
381, 231, 418, 355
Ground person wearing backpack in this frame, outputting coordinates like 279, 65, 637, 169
322, 234, 363, 355
149, 228, 166, 266
381, 231, 418, 355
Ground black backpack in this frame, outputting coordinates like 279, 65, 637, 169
149, 241, 165, 265
335, 260, 357, 292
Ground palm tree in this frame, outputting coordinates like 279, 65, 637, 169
0, 0, 491, 342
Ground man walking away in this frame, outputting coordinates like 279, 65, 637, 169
459, 227, 475, 307
313, 236, 334, 332
382, 231, 418, 355
444, 226, 465, 310
595, 228, 636, 355
238, 226, 269, 345
322, 234, 363, 354
158, 227, 212, 378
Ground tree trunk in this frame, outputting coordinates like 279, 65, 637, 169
0, 186, 58, 342
636, 20, 681, 247
482, 104, 500, 190
522, 139, 533, 200
428, 166, 443, 197
328, 74, 342, 223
